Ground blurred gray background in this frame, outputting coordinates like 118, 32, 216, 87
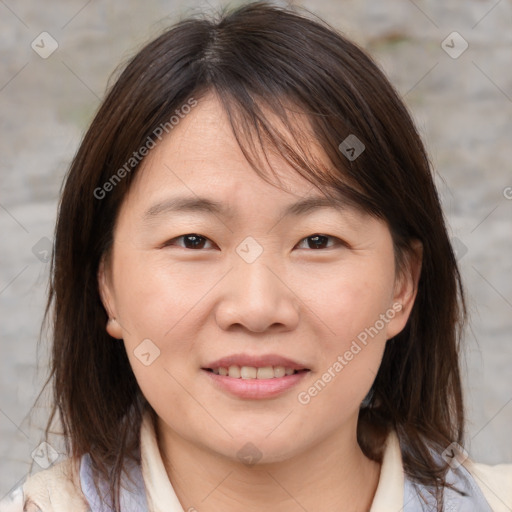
1, 0, 511, 499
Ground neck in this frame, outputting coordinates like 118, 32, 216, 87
156, 417, 381, 512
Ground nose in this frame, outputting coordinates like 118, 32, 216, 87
214, 256, 300, 333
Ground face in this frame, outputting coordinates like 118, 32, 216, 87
98, 93, 420, 464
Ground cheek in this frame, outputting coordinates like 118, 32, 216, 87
112, 251, 214, 340
297, 259, 394, 410
295, 267, 392, 416
309, 262, 396, 351
111, 254, 207, 400
295, 337, 386, 440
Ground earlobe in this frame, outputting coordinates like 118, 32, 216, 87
106, 317, 123, 339
97, 257, 123, 339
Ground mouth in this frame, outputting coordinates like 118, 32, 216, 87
201, 354, 311, 399
201, 354, 313, 400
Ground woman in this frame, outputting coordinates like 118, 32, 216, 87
2, 2, 511, 511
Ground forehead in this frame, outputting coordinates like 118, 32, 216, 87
126, 93, 337, 205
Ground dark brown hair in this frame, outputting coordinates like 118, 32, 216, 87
40, 2, 466, 510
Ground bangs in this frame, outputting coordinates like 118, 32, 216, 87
196, 85, 384, 219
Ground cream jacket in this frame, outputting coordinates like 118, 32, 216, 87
2, 413, 512, 511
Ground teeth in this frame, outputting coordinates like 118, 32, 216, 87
211, 365, 302, 379
241, 366, 257, 379
256, 366, 274, 379
274, 366, 286, 378
228, 365, 241, 378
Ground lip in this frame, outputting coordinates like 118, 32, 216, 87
203, 353, 309, 371
202, 368, 310, 399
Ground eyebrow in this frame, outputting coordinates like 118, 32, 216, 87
142, 195, 346, 222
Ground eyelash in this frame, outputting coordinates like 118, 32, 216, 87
162, 233, 345, 251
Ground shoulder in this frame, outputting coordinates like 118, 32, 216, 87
395, 429, 512, 512
0, 458, 90, 512
464, 459, 512, 511
404, 459, 512, 511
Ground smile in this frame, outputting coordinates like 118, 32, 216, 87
201, 367, 311, 399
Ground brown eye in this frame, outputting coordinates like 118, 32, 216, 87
296, 234, 340, 250
165, 234, 214, 250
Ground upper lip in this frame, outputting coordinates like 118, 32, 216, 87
203, 353, 310, 370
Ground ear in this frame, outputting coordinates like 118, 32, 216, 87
98, 255, 123, 339
385, 239, 423, 340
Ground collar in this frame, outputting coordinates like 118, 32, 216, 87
140, 411, 405, 512
140, 412, 186, 511
369, 428, 405, 510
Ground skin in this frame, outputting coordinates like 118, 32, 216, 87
98, 92, 422, 511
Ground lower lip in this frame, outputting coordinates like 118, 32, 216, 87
201, 369, 310, 399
